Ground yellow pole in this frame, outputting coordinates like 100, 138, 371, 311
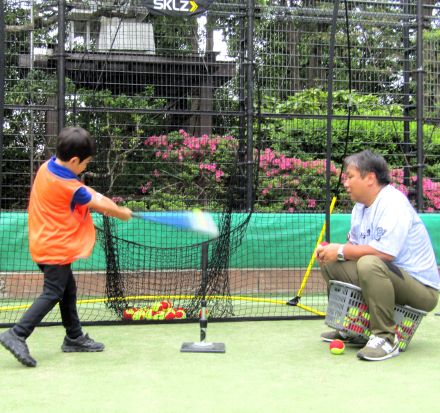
295, 196, 337, 299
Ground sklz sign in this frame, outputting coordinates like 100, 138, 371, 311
142, 0, 214, 16
153, 0, 198, 12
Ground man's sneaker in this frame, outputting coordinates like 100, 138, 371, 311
0, 329, 37, 367
321, 330, 367, 346
61, 333, 105, 352
357, 335, 400, 361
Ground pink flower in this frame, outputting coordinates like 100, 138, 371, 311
200, 134, 209, 146
423, 178, 436, 191
279, 156, 292, 170
140, 181, 152, 194
307, 199, 317, 208
200, 163, 217, 172
215, 170, 224, 182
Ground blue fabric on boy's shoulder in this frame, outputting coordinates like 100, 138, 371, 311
48, 156, 79, 180
47, 156, 92, 209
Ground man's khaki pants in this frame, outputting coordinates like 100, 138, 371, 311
321, 256, 439, 343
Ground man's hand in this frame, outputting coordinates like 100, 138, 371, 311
316, 243, 343, 265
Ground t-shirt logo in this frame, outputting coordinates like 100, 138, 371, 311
375, 227, 386, 241
361, 229, 371, 239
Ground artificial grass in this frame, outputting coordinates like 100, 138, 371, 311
0, 304, 439, 413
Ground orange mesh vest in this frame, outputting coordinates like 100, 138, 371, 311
28, 160, 96, 264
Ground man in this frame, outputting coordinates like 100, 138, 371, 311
316, 150, 439, 361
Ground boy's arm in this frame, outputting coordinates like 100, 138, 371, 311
86, 189, 132, 221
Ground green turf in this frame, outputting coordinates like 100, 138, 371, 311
1, 303, 439, 413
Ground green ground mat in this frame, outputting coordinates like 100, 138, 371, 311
1, 301, 439, 413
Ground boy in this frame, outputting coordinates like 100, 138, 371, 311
0, 126, 132, 367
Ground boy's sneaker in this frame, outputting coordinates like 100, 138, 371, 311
61, 333, 105, 353
321, 330, 367, 346
0, 329, 37, 367
357, 335, 400, 361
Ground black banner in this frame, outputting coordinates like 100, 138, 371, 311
140, 0, 215, 17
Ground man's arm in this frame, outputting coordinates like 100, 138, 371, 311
316, 242, 394, 265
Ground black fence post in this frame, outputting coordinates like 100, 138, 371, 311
325, 0, 340, 241
402, 0, 411, 190
415, 0, 425, 212
57, 0, 66, 132
246, 0, 255, 211
0, 0, 4, 211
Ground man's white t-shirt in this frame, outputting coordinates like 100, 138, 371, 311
349, 184, 440, 290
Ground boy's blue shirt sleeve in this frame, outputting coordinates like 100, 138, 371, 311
48, 156, 92, 209
73, 187, 92, 206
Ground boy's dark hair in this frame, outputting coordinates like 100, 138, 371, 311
344, 150, 391, 186
56, 127, 96, 162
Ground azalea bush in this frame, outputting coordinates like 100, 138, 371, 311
256, 146, 440, 212
256, 147, 346, 212
131, 129, 240, 210
123, 130, 440, 213
389, 169, 440, 212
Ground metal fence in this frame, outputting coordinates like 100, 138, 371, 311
0, 1, 439, 324
0, 0, 439, 213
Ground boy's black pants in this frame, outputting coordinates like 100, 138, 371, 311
13, 264, 82, 339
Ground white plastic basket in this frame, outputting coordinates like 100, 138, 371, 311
325, 281, 427, 351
